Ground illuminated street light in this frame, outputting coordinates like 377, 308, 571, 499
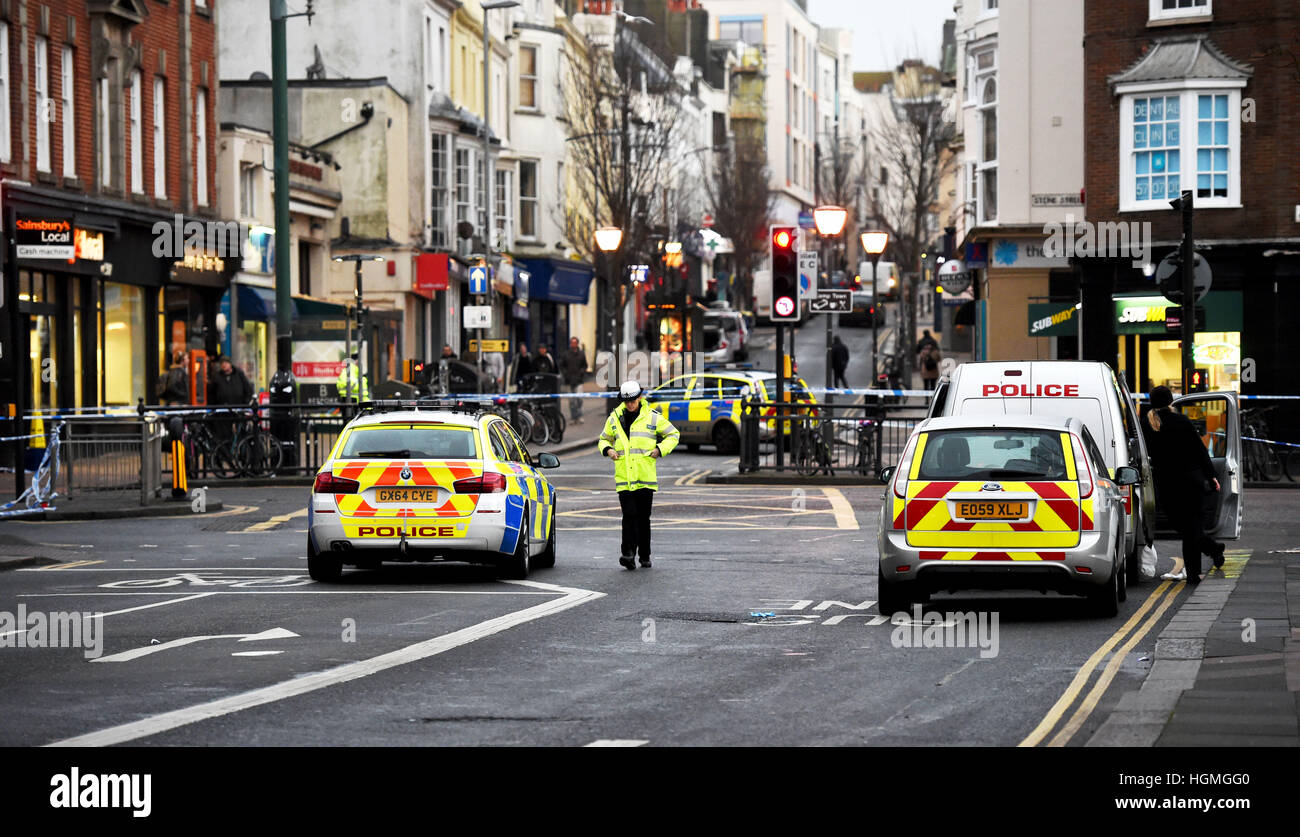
594, 226, 624, 252
813, 205, 848, 237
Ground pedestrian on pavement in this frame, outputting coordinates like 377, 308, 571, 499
158, 351, 190, 406
597, 380, 680, 570
511, 343, 533, 390
559, 336, 589, 424
440, 344, 457, 360
915, 329, 938, 354
209, 355, 254, 406
533, 344, 557, 375
1142, 385, 1225, 584
831, 336, 850, 390
481, 350, 506, 392
919, 344, 942, 391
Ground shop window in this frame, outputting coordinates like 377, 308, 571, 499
103, 283, 145, 406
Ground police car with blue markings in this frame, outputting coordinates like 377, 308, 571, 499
307, 401, 559, 582
646, 368, 817, 454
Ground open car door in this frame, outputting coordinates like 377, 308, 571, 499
1171, 391, 1242, 539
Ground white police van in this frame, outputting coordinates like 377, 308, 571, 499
926, 361, 1242, 583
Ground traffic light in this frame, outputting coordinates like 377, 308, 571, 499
1189, 368, 1209, 392
769, 225, 799, 322
402, 359, 426, 384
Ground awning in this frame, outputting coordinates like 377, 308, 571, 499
238, 285, 278, 320
520, 257, 595, 304
294, 295, 349, 317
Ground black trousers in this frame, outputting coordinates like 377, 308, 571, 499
618, 488, 655, 560
832, 367, 848, 388
1158, 478, 1221, 577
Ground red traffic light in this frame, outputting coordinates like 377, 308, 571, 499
773, 229, 792, 249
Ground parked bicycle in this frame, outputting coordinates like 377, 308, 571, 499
517, 373, 565, 445
1241, 405, 1284, 482
856, 416, 882, 477
793, 421, 836, 476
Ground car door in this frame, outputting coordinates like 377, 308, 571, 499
495, 420, 552, 546
688, 375, 724, 436
650, 374, 697, 441
1170, 391, 1242, 539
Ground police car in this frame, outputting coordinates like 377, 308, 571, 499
307, 402, 558, 582
877, 414, 1136, 617
646, 368, 818, 454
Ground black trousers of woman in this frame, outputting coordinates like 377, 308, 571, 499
1158, 477, 1222, 581
619, 488, 654, 561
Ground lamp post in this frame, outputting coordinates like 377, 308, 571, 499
595, 225, 624, 383
860, 230, 889, 378
480, 0, 519, 391
332, 254, 385, 403
814, 205, 848, 400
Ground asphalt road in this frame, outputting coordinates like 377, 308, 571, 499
3, 437, 1294, 747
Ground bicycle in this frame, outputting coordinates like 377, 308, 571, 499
231, 408, 284, 477
1241, 406, 1283, 482
856, 417, 882, 477
185, 415, 238, 479
517, 373, 565, 445
488, 398, 540, 445
793, 421, 835, 476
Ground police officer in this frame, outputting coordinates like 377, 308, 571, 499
1143, 385, 1225, 583
336, 355, 371, 402
598, 380, 680, 570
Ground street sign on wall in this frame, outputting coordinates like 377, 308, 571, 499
809, 290, 851, 313
798, 250, 819, 301
463, 306, 492, 329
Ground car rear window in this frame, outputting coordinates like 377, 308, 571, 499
916, 430, 1069, 480
960, 396, 1109, 462
703, 329, 722, 351
340, 425, 479, 459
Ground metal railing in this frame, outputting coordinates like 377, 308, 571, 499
738, 399, 923, 477
58, 415, 165, 503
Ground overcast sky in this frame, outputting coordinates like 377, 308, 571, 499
807, 0, 955, 72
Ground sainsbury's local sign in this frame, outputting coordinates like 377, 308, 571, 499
16, 215, 74, 259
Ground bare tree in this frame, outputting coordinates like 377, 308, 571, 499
563, 24, 685, 353
703, 135, 774, 311
816, 130, 869, 276
865, 63, 956, 380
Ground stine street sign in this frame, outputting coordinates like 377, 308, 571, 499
809, 289, 851, 313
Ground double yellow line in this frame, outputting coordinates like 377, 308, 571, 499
673, 469, 710, 486
1019, 579, 1185, 747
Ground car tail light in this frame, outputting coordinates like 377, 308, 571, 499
453, 472, 507, 494
893, 434, 921, 499
1070, 434, 1094, 498
314, 473, 359, 494
720, 339, 728, 349
1119, 484, 1132, 514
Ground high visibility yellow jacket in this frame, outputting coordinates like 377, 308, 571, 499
597, 400, 680, 492
336, 363, 370, 401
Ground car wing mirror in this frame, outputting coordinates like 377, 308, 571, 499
537, 452, 560, 469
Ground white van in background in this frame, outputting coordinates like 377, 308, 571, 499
924, 361, 1242, 583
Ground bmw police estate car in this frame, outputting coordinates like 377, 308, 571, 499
307, 402, 558, 582
647, 369, 818, 454
877, 414, 1137, 617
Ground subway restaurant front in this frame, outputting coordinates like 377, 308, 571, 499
1113, 291, 1243, 394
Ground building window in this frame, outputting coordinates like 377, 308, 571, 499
455, 146, 473, 226
153, 77, 166, 198
0, 23, 10, 162
239, 164, 257, 219
99, 74, 111, 186
195, 89, 208, 205
430, 132, 449, 247
1149, 0, 1210, 21
61, 48, 75, 177
519, 45, 538, 109
494, 169, 513, 247
719, 17, 763, 45
298, 240, 312, 296
518, 159, 537, 239
130, 70, 143, 193
983, 0, 999, 13
36, 37, 51, 173
1119, 87, 1240, 210
976, 77, 998, 223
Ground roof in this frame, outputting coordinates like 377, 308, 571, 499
853, 71, 892, 93
918, 415, 1081, 433
1108, 35, 1252, 91
346, 408, 490, 428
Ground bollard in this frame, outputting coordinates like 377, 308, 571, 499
168, 416, 187, 499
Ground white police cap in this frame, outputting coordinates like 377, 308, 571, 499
619, 380, 644, 400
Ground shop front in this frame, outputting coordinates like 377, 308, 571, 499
518, 257, 594, 354
1113, 291, 1243, 394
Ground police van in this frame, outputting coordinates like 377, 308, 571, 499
925, 361, 1244, 582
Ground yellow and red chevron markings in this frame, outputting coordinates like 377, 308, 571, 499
332, 459, 480, 519
900, 480, 1086, 549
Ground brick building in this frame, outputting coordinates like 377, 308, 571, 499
1, 0, 237, 432
1078, 0, 1300, 424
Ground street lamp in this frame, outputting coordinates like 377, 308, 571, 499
595, 226, 624, 381
860, 230, 889, 378
332, 253, 385, 403
480, 0, 519, 391
813, 205, 848, 399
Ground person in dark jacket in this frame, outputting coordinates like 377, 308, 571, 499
157, 351, 190, 405
208, 356, 254, 405
532, 345, 557, 375
511, 344, 533, 390
559, 337, 589, 423
1142, 385, 1225, 583
831, 336, 850, 389
915, 330, 938, 354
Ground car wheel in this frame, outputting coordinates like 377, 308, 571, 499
307, 535, 342, 583
498, 512, 530, 580
712, 421, 740, 455
1125, 501, 1144, 585
533, 512, 556, 570
877, 564, 914, 617
1088, 534, 1122, 618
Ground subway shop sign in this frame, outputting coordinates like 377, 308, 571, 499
1113, 291, 1241, 335
16, 215, 75, 259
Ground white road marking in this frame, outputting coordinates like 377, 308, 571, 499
93, 628, 299, 663
584, 739, 648, 747
46, 580, 604, 747
140, 545, 158, 548
231, 651, 283, 657
23, 590, 556, 597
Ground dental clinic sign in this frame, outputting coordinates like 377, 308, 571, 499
15, 214, 74, 259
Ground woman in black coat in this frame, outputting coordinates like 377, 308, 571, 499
1142, 386, 1225, 583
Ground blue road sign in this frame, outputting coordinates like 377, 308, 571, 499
797, 210, 815, 229
469, 266, 490, 295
